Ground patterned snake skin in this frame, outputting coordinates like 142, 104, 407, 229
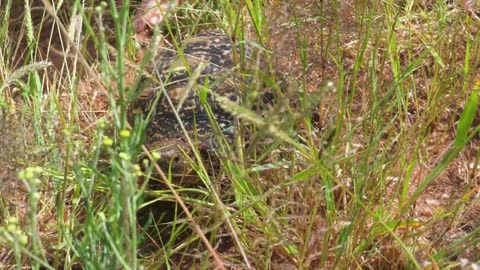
130, 32, 253, 163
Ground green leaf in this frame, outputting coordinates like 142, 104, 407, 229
455, 91, 478, 147
199, 76, 209, 105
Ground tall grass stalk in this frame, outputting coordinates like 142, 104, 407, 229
1, 0, 480, 269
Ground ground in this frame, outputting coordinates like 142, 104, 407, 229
1, 0, 480, 268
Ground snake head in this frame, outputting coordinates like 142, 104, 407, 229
133, 0, 181, 35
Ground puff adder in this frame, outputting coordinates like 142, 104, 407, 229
130, 31, 252, 161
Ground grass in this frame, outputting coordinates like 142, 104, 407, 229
1, 0, 480, 269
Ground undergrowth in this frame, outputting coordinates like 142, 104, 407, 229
1, 0, 480, 269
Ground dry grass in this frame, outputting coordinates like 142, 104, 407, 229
1, 0, 480, 269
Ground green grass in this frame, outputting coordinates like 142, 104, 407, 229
1, 0, 480, 269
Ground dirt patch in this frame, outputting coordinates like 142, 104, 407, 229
266, 0, 480, 264
2, 0, 480, 268
0, 113, 31, 217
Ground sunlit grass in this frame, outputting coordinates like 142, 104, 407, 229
1, 0, 480, 269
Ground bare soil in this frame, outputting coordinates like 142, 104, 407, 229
1, 0, 480, 268
267, 0, 480, 264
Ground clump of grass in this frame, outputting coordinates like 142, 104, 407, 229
1, 0, 480, 269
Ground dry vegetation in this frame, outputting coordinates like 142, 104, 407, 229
1, 0, 480, 269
